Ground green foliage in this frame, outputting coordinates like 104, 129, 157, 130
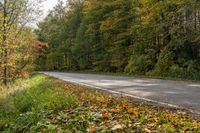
151, 48, 174, 76
35, 0, 200, 80
125, 55, 147, 75
168, 61, 200, 80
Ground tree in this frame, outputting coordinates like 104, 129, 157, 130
35, 0, 200, 80
0, 0, 42, 85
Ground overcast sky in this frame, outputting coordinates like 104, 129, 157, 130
42, 0, 65, 18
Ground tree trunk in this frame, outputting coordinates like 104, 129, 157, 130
3, 48, 8, 86
2, 0, 8, 85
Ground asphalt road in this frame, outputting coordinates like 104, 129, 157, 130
42, 72, 200, 114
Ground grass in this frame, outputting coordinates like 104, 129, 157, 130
0, 74, 200, 132
0, 74, 77, 132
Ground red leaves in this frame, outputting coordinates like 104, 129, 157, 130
33, 41, 48, 48
33, 41, 49, 57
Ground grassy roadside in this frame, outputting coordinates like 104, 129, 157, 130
0, 74, 200, 132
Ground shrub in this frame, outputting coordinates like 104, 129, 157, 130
125, 55, 147, 75
150, 48, 174, 76
168, 65, 186, 78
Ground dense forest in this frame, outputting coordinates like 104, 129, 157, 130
35, 0, 200, 80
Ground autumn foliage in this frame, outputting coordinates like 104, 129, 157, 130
35, 0, 200, 80
33, 41, 49, 57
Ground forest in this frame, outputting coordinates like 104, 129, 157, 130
35, 0, 200, 80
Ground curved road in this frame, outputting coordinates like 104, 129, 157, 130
42, 72, 200, 114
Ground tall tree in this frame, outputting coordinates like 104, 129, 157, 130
0, 0, 42, 85
35, 0, 200, 80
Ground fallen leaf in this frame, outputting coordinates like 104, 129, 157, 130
128, 108, 135, 114
89, 126, 96, 133
80, 115, 85, 119
110, 109, 119, 113
144, 128, 151, 133
101, 113, 109, 119
111, 124, 123, 130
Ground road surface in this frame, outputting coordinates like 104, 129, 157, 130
42, 72, 200, 114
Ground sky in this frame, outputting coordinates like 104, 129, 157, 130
42, 0, 65, 18
30, 0, 65, 27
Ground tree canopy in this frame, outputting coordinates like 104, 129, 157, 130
35, 0, 200, 80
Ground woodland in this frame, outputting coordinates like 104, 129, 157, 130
0, 0, 200, 84
35, 0, 200, 80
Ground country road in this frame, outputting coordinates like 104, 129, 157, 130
42, 72, 200, 114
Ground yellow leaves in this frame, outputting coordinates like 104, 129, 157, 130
100, 18, 114, 33
80, 114, 85, 119
83, 1, 93, 12
96, 95, 105, 103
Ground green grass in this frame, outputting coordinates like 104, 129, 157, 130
0, 74, 77, 132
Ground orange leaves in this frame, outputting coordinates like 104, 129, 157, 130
89, 126, 96, 133
126, 106, 140, 117
101, 113, 109, 119
109, 108, 119, 113
127, 107, 135, 114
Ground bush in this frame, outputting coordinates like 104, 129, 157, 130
168, 63, 200, 80
125, 55, 147, 75
168, 65, 186, 78
150, 48, 174, 76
